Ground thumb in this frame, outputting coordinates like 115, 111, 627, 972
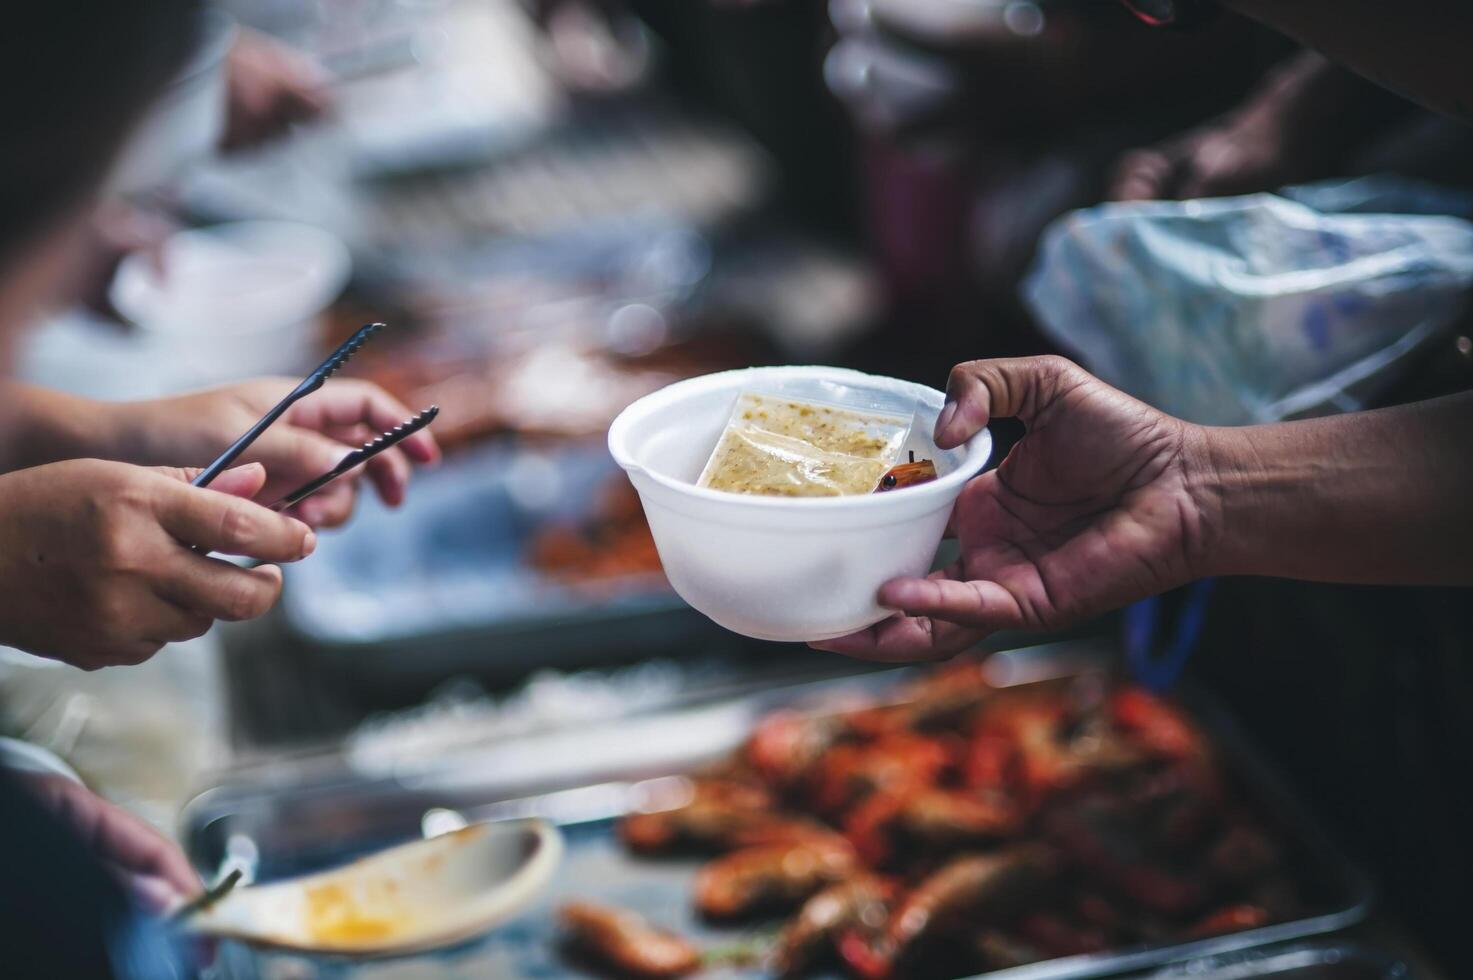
156, 462, 269, 500
934, 356, 1081, 449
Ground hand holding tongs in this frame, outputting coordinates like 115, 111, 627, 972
268, 406, 438, 511
191, 322, 438, 511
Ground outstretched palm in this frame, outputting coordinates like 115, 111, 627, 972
815, 357, 1212, 661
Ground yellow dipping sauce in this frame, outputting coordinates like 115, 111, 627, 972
303, 882, 404, 944
698, 393, 910, 497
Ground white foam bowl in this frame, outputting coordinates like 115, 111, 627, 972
608, 366, 992, 642
111, 220, 351, 384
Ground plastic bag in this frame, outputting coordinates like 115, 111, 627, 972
1022, 176, 1473, 424
698, 389, 914, 497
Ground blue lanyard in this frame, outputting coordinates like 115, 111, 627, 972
1124, 579, 1215, 692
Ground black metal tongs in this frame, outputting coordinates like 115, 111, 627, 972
190, 322, 438, 511
269, 405, 438, 511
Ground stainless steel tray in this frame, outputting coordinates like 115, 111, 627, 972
276, 437, 722, 683
1118, 941, 1414, 978
183, 643, 1373, 979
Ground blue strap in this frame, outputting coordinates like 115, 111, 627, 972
1124, 579, 1215, 693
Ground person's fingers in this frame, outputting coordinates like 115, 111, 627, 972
364, 447, 413, 507
176, 462, 268, 501
162, 614, 214, 644
253, 426, 351, 488
1177, 135, 1255, 199
808, 567, 985, 660
173, 454, 357, 528
1176, 136, 1228, 198
1108, 147, 1177, 202
156, 559, 284, 623
28, 776, 201, 907
91, 800, 203, 906
151, 475, 314, 561
227, 74, 273, 143
286, 379, 441, 465
289, 479, 355, 528
78, 583, 213, 654
250, 425, 377, 523
223, 29, 333, 149
68, 639, 166, 671
876, 575, 1026, 631
326, 419, 405, 490
257, 35, 333, 114
810, 614, 983, 662
280, 76, 332, 120
228, 417, 372, 522
934, 355, 1082, 449
936, 361, 1011, 449
1110, 124, 1227, 203
93, 202, 178, 280
144, 600, 214, 645
286, 377, 443, 508
252, 402, 422, 516
129, 874, 187, 914
321, 419, 411, 508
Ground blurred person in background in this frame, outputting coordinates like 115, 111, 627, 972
1110, 51, 1410, 203
823, 1, 1289, 381
1109, 47, 1473, 203
81, 22, 334, 312
534, 1, 1287, 380
532, 0, 858, 232
0, 4, 434, 975
220, 25, 333, 151
821, 2, 1473, 968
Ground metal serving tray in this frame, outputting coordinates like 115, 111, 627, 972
1118, 941, 1415, 979
183, 643, 1372, 979
277, 437, 721, 684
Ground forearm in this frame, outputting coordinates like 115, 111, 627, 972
1257, 51, 1408, 155
0, 383, 127, 472
1224, 0, 1473, 123
1195, 392, 1473, 586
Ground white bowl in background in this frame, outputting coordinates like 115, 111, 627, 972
110, 220, 351, 384
608, 366, 992, 642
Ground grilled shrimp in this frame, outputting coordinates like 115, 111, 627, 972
885, 845, 1058, 961
694, 837, 858, 920
620, 779, 827, 855
845, 788, 1020, 866
771, 874, 892, 977
559, 901, 700, 978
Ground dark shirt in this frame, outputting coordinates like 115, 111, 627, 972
0, 771, 185, 979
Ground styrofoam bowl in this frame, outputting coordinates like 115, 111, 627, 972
111, 220, 351, 384
608, 366, 992, 642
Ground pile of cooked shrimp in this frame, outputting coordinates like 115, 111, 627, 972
561, 660, 1299, 979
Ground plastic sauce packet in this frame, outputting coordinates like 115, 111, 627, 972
697, 391, 914, 497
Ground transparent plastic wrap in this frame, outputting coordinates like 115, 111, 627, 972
697, 388, 916, 497
1023, 176, 1473, 425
